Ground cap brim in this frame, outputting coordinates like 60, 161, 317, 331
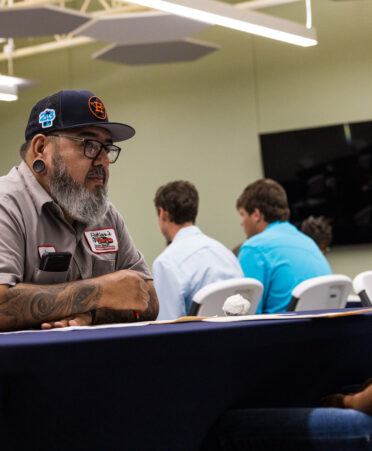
56, 121, 135, 142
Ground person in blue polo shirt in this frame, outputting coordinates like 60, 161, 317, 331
236, 178, 332, 313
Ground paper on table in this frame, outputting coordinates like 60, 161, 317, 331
0, 321, 152, 335
203, 307, 372, 322
150, 307, 372, 325
150, 316, 211, 325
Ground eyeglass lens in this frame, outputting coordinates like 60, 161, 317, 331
84, 140, 120, 163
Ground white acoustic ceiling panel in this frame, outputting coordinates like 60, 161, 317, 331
93, 38, 219, 65
0, 5, 91, 38
76, 11, 210, 45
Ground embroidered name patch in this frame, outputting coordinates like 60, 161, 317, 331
39, 109, 56, 128
84, 228, 118, 254
38, 245, 56, 259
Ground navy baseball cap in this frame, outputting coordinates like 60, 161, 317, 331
25, 89, 135, 142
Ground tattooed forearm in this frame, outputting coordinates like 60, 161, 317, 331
29, 283, 101, 321
0, 271, 158, 331
0, 281, 102, 331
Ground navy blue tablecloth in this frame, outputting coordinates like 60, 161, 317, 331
1, 310, 372, 451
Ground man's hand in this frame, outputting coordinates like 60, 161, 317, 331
94, 279, 159, 324
322, 378, 372, 415
41, 312, 92, 329
100, 269, 151, 311
344, 382, 372, 415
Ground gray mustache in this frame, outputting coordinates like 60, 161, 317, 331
87, 167, 105, 177
86, 167, 106, 184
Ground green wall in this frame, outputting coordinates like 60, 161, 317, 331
0, 0, 371, 278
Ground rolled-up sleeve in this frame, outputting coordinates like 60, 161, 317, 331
0, 199, 25, 286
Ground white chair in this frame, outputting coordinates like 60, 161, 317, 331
287, 274, 352, 311
189, 278, 264, 316
346, 294, 363, 308
353, 271, 372, 307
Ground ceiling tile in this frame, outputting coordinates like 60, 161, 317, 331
77, 11, 210, 45
92, 38, 219, 65
0, 5, 90, 38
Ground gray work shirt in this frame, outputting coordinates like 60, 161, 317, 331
0, 161, 152, 286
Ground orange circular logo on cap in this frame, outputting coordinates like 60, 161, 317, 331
88, 96, 107, 120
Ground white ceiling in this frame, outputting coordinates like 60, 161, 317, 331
0, 0, 307, 66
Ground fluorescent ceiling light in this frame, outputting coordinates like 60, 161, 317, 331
0, 93, 17, 101
0, 75, 34, 101
236, 0, 303, 9
0, 74, 29, 86
0, 84, 17, 101
121, 0, 317, 47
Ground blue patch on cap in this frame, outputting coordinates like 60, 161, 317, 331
39, 108, 56, 128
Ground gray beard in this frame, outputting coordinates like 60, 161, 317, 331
49, 153, 108, 225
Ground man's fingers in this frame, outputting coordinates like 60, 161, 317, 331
103, 270, 153, 311
40, 313, 92, 329
41, 319, 69, 329
68, 312, 92, 327
53, 320, 69, 328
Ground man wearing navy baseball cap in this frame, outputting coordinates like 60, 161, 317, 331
0, 89, 158, 331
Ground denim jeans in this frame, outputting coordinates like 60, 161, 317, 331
201, 408, 372, 451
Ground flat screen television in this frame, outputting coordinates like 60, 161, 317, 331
260, 120, 372, 245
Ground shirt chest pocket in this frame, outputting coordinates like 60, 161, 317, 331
32, 268, 69, 285
92, 258, 116, 277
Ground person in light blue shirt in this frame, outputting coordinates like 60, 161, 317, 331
153, 181, 243, 320
236, 179, 332, 313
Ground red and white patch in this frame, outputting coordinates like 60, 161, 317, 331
38, 245, 56, 259
84, 228, 118, 254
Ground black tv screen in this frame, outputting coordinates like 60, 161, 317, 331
260, 120, 372, 245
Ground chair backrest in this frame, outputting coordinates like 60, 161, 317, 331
287, 274, 352, 311
189, 277, 264, 316
353, 271, 372, 307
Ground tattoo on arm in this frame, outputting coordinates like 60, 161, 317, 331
0, 281, 102, 331
29, 284, 100, 321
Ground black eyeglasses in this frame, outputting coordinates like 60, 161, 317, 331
48, 134, 121, 164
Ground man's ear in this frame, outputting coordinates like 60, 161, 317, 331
30, 133, 47, 160
253, 208, 264, 223
157, 207, 167, 221
158, 207, 170, 222
28, 134, 49, 175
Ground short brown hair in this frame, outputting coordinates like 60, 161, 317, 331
154, 180, 198, 225
301, 216, 332, 253
236, 179, 290, 223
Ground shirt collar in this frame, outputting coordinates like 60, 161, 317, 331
265, 220, 287, 231
18, 160, 54, 216
173, 225, 202, 242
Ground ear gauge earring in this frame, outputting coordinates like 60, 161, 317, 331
33, 159, 46, 174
